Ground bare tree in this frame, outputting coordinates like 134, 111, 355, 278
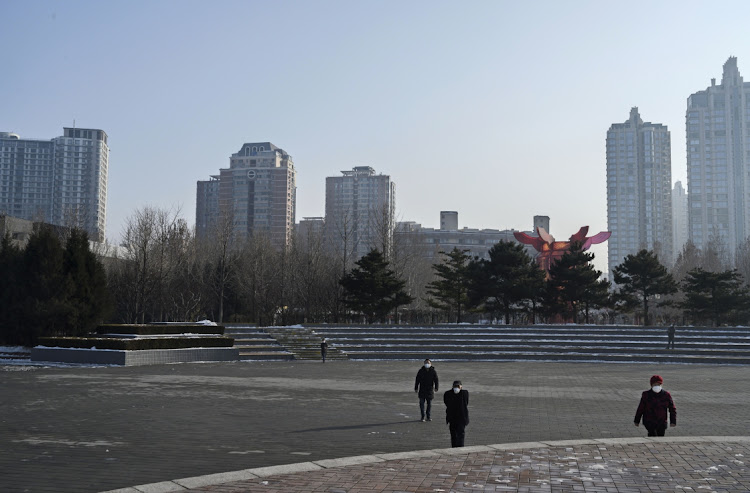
233, 234, 280, 326
200, 209, 238, 323
114, 206, 187, 323
735, 236, 750, 287
289, 225, 338, 323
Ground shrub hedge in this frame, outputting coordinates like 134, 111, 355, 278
37, 336, 234, 350
95, 324, 225, 336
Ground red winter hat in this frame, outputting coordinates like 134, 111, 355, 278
650, 375, 663, 386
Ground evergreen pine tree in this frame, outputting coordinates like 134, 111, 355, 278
468, 241, 543, 324
0, 234, 23, 344
679, 268, 750, 326
21, 226, 71, 344
340, 249, 414, 323
547, 242, 605, 324
63, 229, 111, 336
612, 249, 677, 326
426, 248, 472, 323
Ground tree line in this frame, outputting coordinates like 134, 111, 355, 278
3, 205, 750, 346
423, 242, 750, 327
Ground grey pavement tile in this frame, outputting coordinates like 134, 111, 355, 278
375, 449, 441, 460
313, 454, 385, 468
432, 445, 496, 455
488, 441, 549, 450
131, 481, 186, 493
173, 469, 259, 488
3, 360, 750, 492
247, 461, 323, 477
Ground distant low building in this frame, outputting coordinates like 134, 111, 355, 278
0, 213, 122, 267
395, 212, 540, 260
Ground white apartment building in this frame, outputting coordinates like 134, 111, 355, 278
672, 181, 688, 260
324, 166, 395, 260
606, 108, 673, 274
687, 57, 750, 255
196, 142, 296, 249
0, 128, 109, 242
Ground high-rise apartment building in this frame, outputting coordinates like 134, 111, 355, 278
686, 57, 750, 255
325, 166, 395, 260
196, 142, 296, 249
606, 108, 673, 275
672, 181, 688, 260
0, 128, 109, 241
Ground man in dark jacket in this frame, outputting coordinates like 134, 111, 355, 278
634, 374, 677, 436
444, 380, 469, 447
414, 358, 439, 422
320, 339, 328, 362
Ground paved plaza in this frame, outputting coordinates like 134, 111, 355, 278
2, 360, 749, 492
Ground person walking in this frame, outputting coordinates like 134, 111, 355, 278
444, 380, 469, 447
667, 324, 676, 349
634, 375, 677, 437
414, 358, 439, 422
320, 339, 328, 362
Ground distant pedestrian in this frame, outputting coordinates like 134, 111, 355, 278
444, 380, 469, 447
634, 375, 677, 437
414, 358, 439, 422
320, 339, 328, 362
667, 324, 676, 349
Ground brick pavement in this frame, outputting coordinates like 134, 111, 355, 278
2, 361, 749, 492
117, 438, 750, 493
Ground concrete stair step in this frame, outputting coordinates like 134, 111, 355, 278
239, 352, 295, 361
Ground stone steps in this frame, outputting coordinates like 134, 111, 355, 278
0, 349, 31, 362
263, 326, 349, 361
310, 325, 750, 364
223, 326, 294, 361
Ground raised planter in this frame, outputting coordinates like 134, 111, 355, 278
30, 323, 239, 366
31, 346, 239, 365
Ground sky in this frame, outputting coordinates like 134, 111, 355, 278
3, 0, 750, 273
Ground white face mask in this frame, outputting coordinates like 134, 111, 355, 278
453, 387, 460, 394
424, 363, 431, 369
652, 385, 662, 393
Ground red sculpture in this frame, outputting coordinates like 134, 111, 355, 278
513, 226, 611, 274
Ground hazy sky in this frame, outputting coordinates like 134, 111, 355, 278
3, 1, 750, 272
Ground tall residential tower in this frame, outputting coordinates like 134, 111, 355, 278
606, 108, 673, 275
196, 142, 296, 249
686, 57, 750, 255
672, 181, 688, 261
325, 166, 395, 261
0, 127, 109, 241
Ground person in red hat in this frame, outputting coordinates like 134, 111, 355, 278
634, 375, 677, 436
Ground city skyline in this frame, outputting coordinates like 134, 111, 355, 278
4, 1, 750, 273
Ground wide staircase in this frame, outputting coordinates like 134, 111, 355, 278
223, 325, 294, 361
309, 325, 750, 364
0, 347, 31, 363
264, 326, 349, 361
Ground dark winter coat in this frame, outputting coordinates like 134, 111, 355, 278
444, 389, 469, 425
415, 367, 439, 399
634, 389, 676, 426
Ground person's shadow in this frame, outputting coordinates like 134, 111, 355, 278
291, 421, 414, 433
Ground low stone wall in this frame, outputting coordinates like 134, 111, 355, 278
30, 347, 239, 366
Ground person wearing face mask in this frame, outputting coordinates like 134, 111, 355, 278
634, 375, 677, 437
414, 358, 439, 422
444, 380, 469, 447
